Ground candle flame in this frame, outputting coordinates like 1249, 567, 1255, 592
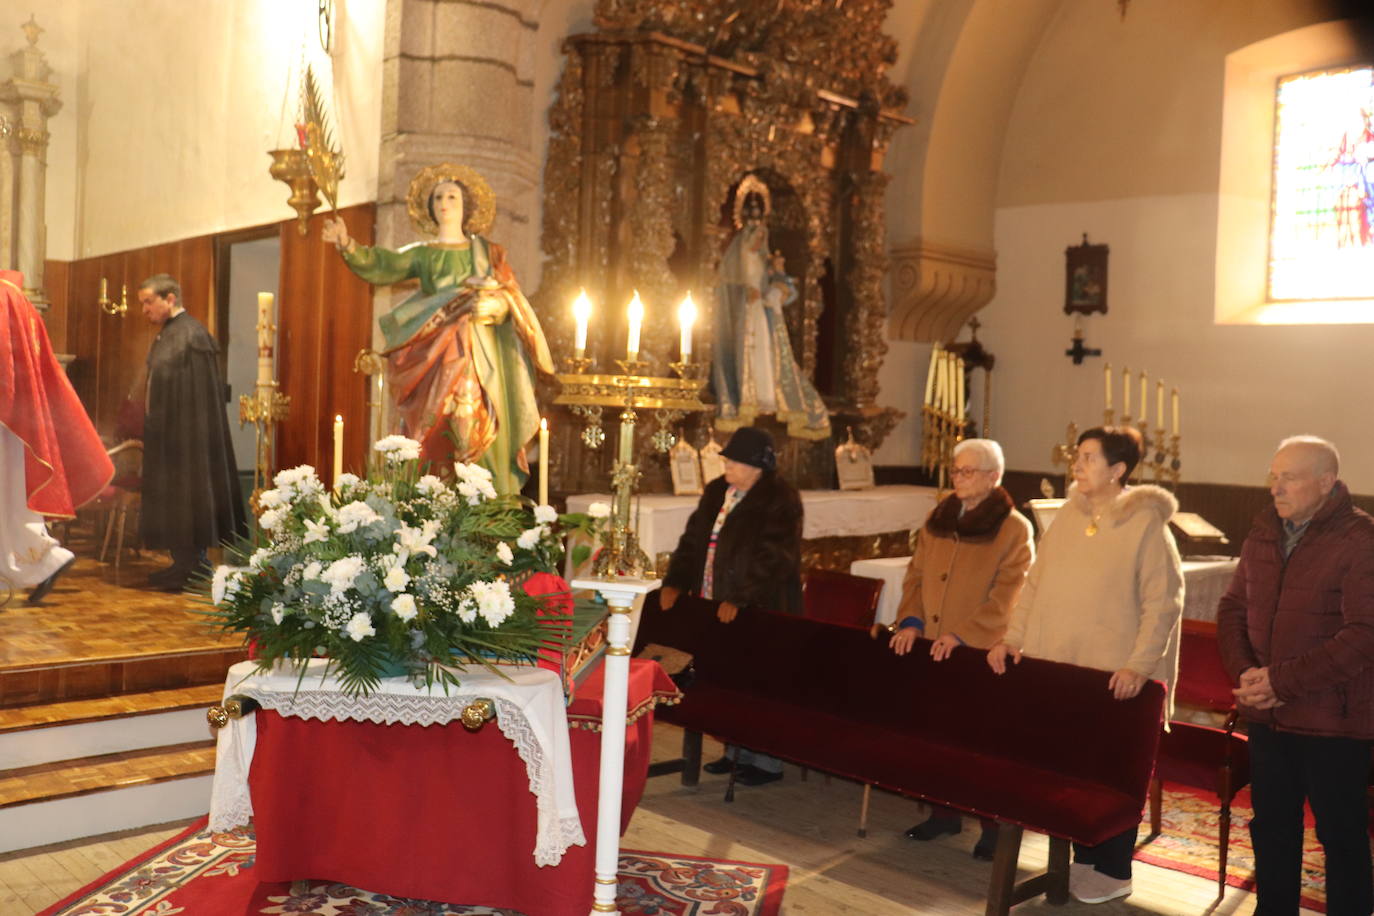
677, 292, 696, 326
572, 289, 592, 322
627, 290, 644, 321
540, 417, 548, 431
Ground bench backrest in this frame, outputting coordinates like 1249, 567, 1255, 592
636, 594, 1163, 803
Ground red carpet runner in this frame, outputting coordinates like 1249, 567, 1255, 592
1137, 782, 1328, 912
37, 818, 788, 916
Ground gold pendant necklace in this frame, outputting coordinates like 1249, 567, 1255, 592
1086, 514, 1102, 537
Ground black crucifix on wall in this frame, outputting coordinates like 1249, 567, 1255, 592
1064, 316, 1101, 365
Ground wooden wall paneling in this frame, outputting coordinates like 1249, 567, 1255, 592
275, 204, 375, 478
41, 259, 70, 353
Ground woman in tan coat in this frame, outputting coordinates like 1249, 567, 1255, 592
889, 438, 1034, 857
988, 426, 1183, 905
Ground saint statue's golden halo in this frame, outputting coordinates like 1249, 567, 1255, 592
406, 163, 497, 237
732, 173, 772, 229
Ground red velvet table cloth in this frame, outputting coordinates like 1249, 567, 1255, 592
248, 658, 678, 915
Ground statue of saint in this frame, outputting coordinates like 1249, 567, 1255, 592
711, 175, 830, 440
322, 164, 553, 495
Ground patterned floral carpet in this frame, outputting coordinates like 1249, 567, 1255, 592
1136, 782, 1327, 912
37, 819, 787, 916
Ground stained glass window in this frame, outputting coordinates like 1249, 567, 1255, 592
1269, 65, 1374, 302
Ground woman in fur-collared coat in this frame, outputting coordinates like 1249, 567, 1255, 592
889, 438, 1034, 856
989, 426, 1183, 906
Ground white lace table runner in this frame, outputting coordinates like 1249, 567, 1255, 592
208, 659, 585, 866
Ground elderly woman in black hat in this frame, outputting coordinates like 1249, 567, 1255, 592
657, 426, 803, 785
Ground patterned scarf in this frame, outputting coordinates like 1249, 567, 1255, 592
701, 487, 744, 599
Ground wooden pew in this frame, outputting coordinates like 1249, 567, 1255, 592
635, 594, 1164, 916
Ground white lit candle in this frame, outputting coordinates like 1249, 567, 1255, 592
1122, 366, 1131, 419
333, 415, 344, 484
626, 291, 643, 360
1156, 381, 1164, 429
677, 293, 696, 359
1104, 362, 1112, 412
1139, 371, 1148, 427
572, 289, 592, 359
925, 345, 940, 405
538, 417, 549, 507
1172, 388, 1180, 436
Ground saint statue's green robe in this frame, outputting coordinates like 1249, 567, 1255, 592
342, 236, 553, 495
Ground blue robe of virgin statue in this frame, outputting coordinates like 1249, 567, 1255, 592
711, 222, 829, 440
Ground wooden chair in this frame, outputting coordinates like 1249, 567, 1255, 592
1147, 619, 1250, 899
801, 568, 884, 630
92, 440, 144, 571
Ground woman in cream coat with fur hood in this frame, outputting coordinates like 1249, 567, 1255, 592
988, 426, 1183, 906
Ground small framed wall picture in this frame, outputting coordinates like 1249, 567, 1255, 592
670, 438, 703, 495
835, 429, 875, 491
1064, 232, 1109, 315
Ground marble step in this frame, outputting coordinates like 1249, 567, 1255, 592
0, 741, 215, 854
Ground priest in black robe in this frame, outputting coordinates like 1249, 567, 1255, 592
137, 274, 246, 590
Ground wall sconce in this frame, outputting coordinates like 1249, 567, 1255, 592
98, 277, 127, 316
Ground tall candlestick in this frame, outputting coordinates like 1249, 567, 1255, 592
1122, 366, 1131, 419
1139, 371, 1148, 427
1104, 362, 1112, 412
625, 291, 643, 360
256, 292, 275, 385
925, 345, 940, 405
538, 418, 549, 507
1156, 380, 1164, 429
677, 293, 696, 359
955, 356, 966, 422
333, 415, 344, 484
1171, 388, 1180, 435
572, 290, 591, 359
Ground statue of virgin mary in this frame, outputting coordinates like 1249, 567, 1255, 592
711, 176, 830, 440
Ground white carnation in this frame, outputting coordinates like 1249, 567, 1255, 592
258, 507, 286, 531
375, 435, 421, 462
416, 474, 447, 495
587, 502, 611, 519
383, 564, 410, 592
344, 612, 376, 642
391, 593, 418, 621
516, 526, 545, 550
534, 504, 558, 524
464, 579, 515, 627
270, 603, 287, 625
302, 560, 323, 581
210, 565, 246, 605
496, 542, 514, 565
334, 472, 361, 491
336, 501, 383, 534
321, 556, 365, 595
248, 548, 272, 569
258, 488, 286, 509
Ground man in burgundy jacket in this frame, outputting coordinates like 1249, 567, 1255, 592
1217, 436, 1374, 916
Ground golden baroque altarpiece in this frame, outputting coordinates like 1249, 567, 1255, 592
534, 0, 911, 492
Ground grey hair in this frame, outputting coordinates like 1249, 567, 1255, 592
1276, 435, 1340, 477
139, 273, 181, 304
953, 438, 1006, 484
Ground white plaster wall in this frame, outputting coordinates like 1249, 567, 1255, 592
24, 0, 383, 260
978, 195, 1374, 492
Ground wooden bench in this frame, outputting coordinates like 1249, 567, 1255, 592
635, 594, 1164, 915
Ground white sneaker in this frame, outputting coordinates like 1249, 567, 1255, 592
1071, 867, 1132, 904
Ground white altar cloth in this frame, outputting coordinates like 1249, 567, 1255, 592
208, 659, 585, 866
850, 556, 1241, 627
567, 485, 938, 558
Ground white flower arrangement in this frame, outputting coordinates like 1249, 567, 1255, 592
202, 437, 599, 696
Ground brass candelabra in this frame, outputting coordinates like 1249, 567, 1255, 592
554, 357, 709, 577
920, 346, 967, 491
1049, 409, 1182, 491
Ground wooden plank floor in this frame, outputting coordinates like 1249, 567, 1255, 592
2, 723, 1321, 915
0, 556, 239, 671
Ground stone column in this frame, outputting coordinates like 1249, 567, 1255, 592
1, 17, 61, 310
376, 0, 540, 274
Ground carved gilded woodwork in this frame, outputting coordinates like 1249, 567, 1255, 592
537, 2, 909, 492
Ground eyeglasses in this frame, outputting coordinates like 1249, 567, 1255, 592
950, 467, 991, 479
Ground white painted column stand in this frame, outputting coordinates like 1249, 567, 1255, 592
572, 576, 660, 916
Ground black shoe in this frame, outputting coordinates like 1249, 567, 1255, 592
703, 756, 735, 775
147, 564, 183, 584
972, 832, 997, 861
733, 765, 784, 787
903, 816, 962, 841
27, 557, 76, 605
